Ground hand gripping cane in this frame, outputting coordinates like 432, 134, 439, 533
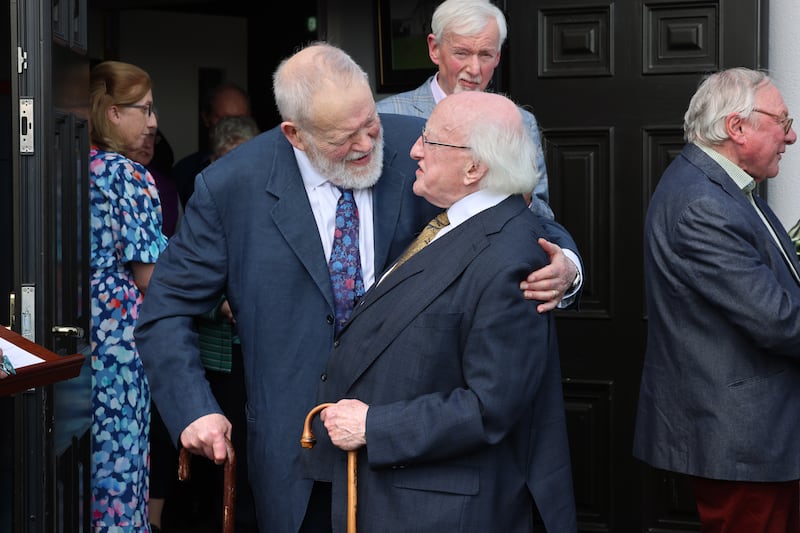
178, 437, 236, 533
301, 403, 357, 533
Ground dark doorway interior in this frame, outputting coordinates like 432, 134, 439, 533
88, 0, 321, 132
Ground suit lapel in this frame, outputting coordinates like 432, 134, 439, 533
688, 144, 800, 286
266, 139, 335, 309
339, 232, 486, 391
337, 197, 525, 392
753, 194, 800, 285
412, 79, 436, 117
372, 146, 405, 276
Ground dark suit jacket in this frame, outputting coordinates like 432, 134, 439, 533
136, 113, 580, 532
634, 143, 800, 481
305, 196, 577, 533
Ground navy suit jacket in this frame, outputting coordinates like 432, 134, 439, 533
305, 196, 576, 532
634, 143, 800, 481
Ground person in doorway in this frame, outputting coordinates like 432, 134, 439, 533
88, 60, 167, 530
172, 82, 251, 206
376, 0, 583, 310
633, 67, 800, 532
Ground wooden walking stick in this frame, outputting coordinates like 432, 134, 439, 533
301, 403, 357, 533
178, 437, 236, 533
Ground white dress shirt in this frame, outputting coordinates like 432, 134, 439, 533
294, 147, 377, 289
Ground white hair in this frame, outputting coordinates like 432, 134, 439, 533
469, 106, 539, 195
684, 67, 772, 146
431, 0, 508, 48
272, 42, 369, 128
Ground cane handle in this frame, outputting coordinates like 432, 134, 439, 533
302, 402, 357, 533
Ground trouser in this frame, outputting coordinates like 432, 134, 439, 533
691, 476, 800, 533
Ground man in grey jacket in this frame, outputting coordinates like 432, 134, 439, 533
377, 0, 584, 309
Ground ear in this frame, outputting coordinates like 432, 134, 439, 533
427, 34, 440, 65
280, 121, 306, 151
725, 112, 747, 145
107, 105, 122, 125
463, 159, 487, 187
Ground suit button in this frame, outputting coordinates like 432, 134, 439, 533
320, 373, 327, 382
333, 340, 340, 348
326, 315, 334, 325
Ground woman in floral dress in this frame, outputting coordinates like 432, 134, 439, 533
88, 60, 167, 531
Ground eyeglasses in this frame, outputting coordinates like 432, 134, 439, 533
752, 108, 793, 134
421, 127, 471, 150
121, 103, 157, 118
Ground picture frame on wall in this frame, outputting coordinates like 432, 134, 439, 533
376, 0, 438, 92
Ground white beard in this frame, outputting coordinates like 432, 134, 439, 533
305, 126, 384, 190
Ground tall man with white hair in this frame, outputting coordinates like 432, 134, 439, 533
306, 90, 576, 532
634, 67, 800, 530
377, 0, 584, 310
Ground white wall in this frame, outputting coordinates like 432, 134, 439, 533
117, 11, 248, 162
768, 0, 800, 229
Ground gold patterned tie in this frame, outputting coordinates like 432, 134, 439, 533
392, 211, 450, 270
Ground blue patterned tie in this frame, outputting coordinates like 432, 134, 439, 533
328, 188, 365, 333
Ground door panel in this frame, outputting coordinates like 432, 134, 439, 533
11, 0, 91, 530
504, 0, 766, 530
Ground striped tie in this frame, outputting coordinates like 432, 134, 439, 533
393, 211, 450, 270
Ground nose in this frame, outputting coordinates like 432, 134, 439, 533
465, 54, 481, 74
786, 126, 797, 145
350, 129, 374, 153
148, 112, 158, 129
410, 136, 424, 160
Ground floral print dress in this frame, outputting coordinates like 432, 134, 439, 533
89, 147, 167, 531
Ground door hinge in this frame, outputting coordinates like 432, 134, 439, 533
17, 47, 27, 74
20, 98, 34, 154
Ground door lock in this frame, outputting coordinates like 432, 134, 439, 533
51, 325, 85, 338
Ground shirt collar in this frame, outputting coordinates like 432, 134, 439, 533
446, 189, 510, 227
293, 146, 330, 189
430, 74, 449, 105
695, 143, 756, 192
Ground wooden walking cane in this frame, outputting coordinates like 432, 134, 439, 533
301, 403, 357, 533
178, 437, 236, 533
